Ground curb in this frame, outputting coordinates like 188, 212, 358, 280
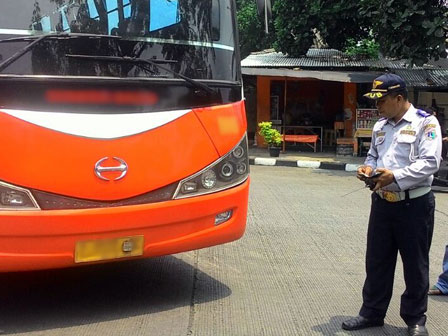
249, 157, 360, 172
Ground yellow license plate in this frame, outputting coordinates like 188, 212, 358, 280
75, 236, 144, 263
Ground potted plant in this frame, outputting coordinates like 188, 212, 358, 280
258, 121, 282, 157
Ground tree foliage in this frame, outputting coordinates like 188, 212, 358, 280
236, 0, 274, 59
273, 0, 371, 57
237, 0, 448, 66
318, 1, 372, 51
360, 0, 448, 66
272, 0, 317, 56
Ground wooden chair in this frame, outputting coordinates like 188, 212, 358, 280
334, 121, 345, 138
323, 129, 336, 146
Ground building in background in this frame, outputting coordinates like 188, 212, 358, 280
242, 49, 448, 155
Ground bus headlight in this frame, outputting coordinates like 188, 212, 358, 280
0, 181, 40, 210
173, 134, 249, 199
236, 162, 247, 175
220, 162, 234, 178
232, 146, 244, 159
201, 170, 217, 189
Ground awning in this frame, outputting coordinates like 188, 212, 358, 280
241, 67, 381, 83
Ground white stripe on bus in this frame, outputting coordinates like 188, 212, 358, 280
0, 109, 192, 139
0, 29, 33, 35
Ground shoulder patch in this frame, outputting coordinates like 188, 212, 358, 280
417, 109, 430, 118
426, 129, 437, 140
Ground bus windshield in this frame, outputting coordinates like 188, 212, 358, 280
0, 0, 238, 81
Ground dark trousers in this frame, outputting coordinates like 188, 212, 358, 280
359, 191, 435, 326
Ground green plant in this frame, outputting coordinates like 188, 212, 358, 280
344, 38, 379, 59
258, 122, 282, 147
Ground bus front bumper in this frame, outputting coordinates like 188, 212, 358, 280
0, 179, 249, 272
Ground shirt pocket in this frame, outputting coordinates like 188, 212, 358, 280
396, 133, 418, 161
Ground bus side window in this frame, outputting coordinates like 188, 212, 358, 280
32, 16, 51, 33
60, 6, 70, 32
149, 0, 180, 32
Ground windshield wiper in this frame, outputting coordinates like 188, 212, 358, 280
65, 54, 217, 96
0, 33, 121, 73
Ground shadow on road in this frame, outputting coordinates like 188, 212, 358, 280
0, 255, 230, 334
429, 295, 448, 303
311, 315, 408, 336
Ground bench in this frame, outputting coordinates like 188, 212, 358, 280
283, 134, 319, 152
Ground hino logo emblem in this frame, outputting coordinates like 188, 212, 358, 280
95, 157, 128, 181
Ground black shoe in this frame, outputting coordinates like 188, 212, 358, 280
342, 315, 384, 331
408, 325, 429, 336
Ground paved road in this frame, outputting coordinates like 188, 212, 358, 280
1, 166, 447, 336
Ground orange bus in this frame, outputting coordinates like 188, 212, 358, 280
0, 0, 249, 272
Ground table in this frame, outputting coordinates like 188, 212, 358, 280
280, 126, 323, 152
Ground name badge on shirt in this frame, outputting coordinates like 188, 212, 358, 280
397, 126, 417, 143
399, 129, 416, 136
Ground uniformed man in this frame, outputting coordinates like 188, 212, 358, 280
342, 74, 442, 336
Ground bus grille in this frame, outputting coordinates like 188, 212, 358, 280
31, 183, 178, 210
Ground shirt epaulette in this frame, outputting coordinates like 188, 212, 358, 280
416, 109, 430, 118
374, 118, 388, 131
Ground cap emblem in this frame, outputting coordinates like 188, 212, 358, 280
373, 80, 383, 89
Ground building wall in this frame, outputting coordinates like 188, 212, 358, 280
254, 76, 345, 147
343, 83, 357, 137
256, 76, 281, 146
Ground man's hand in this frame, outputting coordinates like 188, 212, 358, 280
357, 165, 373, 181
371, 168, 395, 191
